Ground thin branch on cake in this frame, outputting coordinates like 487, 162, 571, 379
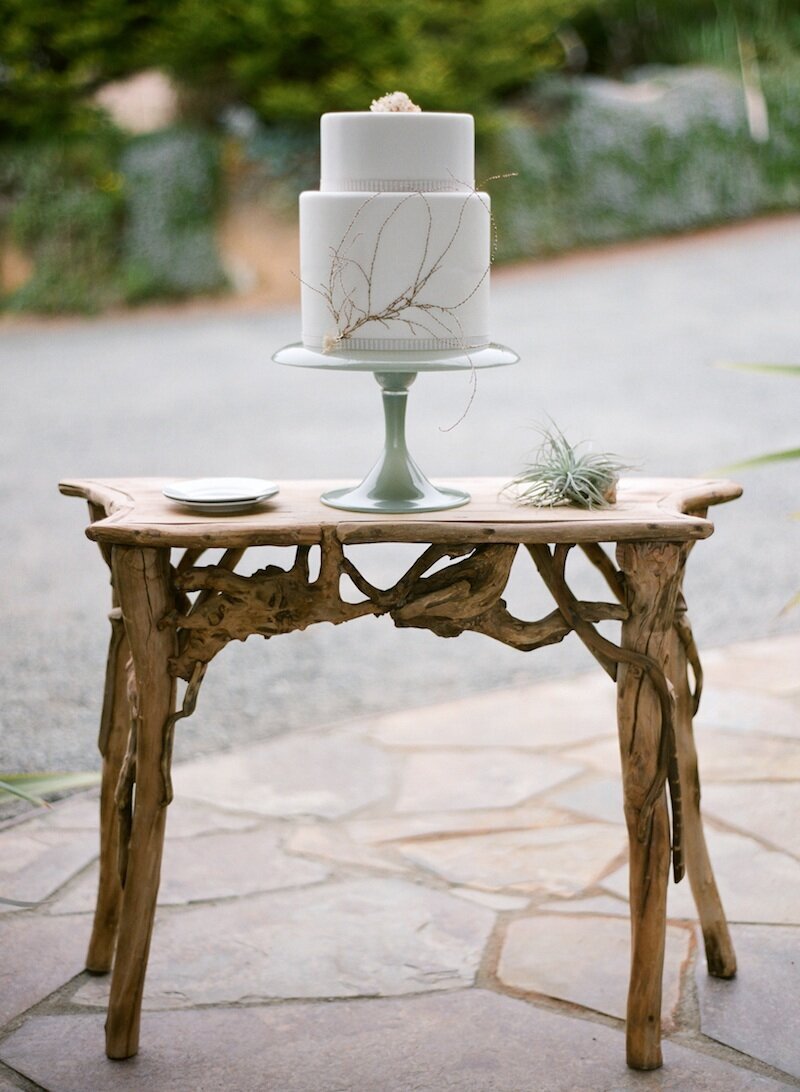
411, 194, 434, 292
450, 170, 517, 263
366, 192, 417, 314
319, 189, 491, 351
439, 356, 478, 433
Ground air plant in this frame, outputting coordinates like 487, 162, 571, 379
504, 423, 633, 509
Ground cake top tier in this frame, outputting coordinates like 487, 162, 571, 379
320, 112, 475, 193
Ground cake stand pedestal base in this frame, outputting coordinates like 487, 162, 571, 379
272, 343, 519, 514
321, 372, 469, 513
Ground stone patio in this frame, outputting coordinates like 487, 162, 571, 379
0, 633, 798, 1090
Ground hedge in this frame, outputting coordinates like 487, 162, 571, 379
0, 125, 226, 313
486, 65, 800, 260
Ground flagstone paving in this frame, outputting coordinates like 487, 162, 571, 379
369, 673, 618, 750
2, 994, 795, 1092
49, 826, 330, 913
71, 878, 496, 1008
563, 726, 800, 782
496, 914, 692, 1025
0, 633, 798, 1090
170, 732, 396, 819
394, 750, 584, 812
0, 914, 86, 1028
549, 774, 625, 824
695, 924, 800, 1080
701, 636, 800, 697
0, 828, 98, 914
699, 782, 800, 858
602, 828, 800, 925
394, 821, 628, 895
695, 687, 800, 739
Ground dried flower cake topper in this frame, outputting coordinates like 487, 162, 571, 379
370, 91, 422, 112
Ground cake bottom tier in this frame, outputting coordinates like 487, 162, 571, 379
299, 190, 490, 352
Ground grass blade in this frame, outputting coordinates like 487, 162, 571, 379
714, 447, 800, 473
715, 362, 800, 377
780, 590, 800, 615
0, 771, 100, 807
0, 779, 48, 807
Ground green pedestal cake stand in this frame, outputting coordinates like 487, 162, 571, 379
273, 343, 519, 513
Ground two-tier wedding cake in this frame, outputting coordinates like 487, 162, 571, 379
299, 93, 490, 353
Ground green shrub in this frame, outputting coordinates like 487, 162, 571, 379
0, 0, 160, 139
1, 125, 126, 312
571, 0, 800, 74
153, 0, 591, 127
0, 124, 226, 313
120, 128, 227, 301
485, 65, 800, 261
235, 120, 320, 213
4, 0, 800, 141
3, 0, 800, 312
759, 63, 800, 204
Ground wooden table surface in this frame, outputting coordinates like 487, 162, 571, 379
59, 476, 742, 548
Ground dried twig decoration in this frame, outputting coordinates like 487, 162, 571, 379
311, 189, 489, 353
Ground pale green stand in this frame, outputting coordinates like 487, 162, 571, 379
273, 343, 519, 513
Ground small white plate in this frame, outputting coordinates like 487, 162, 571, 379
163, 478, 279, 514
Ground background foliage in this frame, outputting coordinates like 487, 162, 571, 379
1, 124, 124, 312
0, 127, 225, 312
120, 128, 226, 304
5, 0, 800, 136
2, 0, 590, 136
2, 0, 800, 312
571, 0, 800, 74
153, 0, 591, 125
0, 0, 157, 139
487, 65, 800, 261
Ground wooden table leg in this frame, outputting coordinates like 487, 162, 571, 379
669, 611, 737, 979
86, 606, 129, 974
105, 545, 176, 1060
616, 541, 685, 1070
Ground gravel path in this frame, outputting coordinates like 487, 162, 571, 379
1, 215, 798, 773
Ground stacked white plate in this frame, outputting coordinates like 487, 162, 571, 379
162, 478, 279, 515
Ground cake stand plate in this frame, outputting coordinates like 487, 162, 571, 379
273, 343, 519, 513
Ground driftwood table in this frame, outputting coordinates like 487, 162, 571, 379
60, 475, 742, 1070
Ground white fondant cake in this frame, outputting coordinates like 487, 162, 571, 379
300, 108, 490, 352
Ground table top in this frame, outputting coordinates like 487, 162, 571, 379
59, 477, 742, 550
